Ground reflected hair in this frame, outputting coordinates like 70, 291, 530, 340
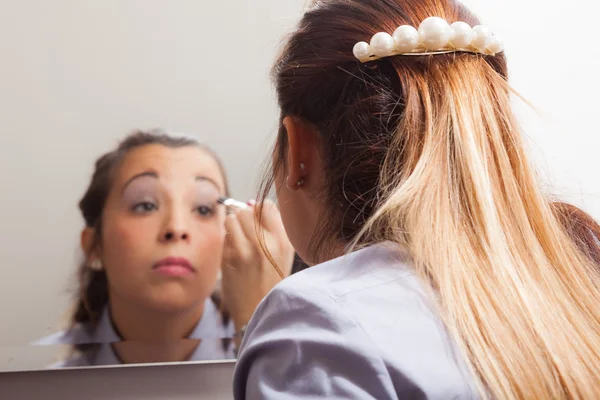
71, 129, 231, 360
257, 0, 600, 398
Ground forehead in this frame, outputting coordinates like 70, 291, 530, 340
113, 144, 226, 193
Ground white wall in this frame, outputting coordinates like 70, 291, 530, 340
461, 0, 600, 216
0, 0, 598, 375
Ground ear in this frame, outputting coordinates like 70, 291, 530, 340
81, 227, 99, 259
282, 116, 319, 191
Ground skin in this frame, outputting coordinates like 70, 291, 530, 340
81, 144, 227, 361
221, 200, 295, 340
219, 117, 324, 338
275, 116, 341, 266
220, 116, 332, 349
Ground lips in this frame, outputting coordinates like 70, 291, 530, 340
153, 256, 196, 276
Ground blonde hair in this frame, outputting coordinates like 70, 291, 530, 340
354, 56, 600, 398
260, 0, 600, 398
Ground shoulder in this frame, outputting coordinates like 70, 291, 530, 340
286, 242, 414, 297
32, 325, 94, 346
234, 281, 403, 399
46, 355, 91, 369
239, 242, 421, 350
32, 331, 91, 369
269, 242, 429, 322
233, 243, 478, 399
240, 243, 421, 348
189, 298, 235, 339
232, 244, 425, 399
186, 298, 236, 361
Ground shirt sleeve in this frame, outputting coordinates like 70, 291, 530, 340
232, 283, 424, 400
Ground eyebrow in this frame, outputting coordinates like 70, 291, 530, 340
195, 176, 223, 193
121, 171, 223, 194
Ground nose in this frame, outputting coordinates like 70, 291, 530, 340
161, 229, 189, 242
159, 207, 191, 243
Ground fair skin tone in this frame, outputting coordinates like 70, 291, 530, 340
81, 144, 227, 362
275, 116, 339, 266
221, 200, 295, 340
220, 119, 328, 340
220, 116, 338, 350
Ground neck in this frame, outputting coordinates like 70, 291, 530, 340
308, 240, 349, 266
107, 295, 206, 364
108, 295, 205, 343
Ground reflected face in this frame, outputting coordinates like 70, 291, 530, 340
98, 144, 226, 313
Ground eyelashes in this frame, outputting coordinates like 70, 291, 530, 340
195, 205, 215, 217
131, 201, 158, 213
130, 200, 216, 217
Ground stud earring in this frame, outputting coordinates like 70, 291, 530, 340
88, 258, 103, 271
297, 163, 306, 187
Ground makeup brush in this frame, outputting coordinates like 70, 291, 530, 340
217, 196, 249, 210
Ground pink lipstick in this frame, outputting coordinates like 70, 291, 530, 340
153, 257, 195, 277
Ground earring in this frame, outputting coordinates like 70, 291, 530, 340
297, 163, 306, 186
88, 258, 103, 271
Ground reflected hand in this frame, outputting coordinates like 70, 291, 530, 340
221, 200, 295, 333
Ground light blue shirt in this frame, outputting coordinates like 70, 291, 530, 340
35, 298, 235, 367
233, 242, 479, 399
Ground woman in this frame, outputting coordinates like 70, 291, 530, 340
226, 0, 600, 398
36, 129, 295, 366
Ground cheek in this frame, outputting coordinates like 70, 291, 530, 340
196, 223, 225, 250
192, 221, 225, 273
101, 216, 155, 272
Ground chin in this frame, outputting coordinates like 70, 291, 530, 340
145, 284, 207, 314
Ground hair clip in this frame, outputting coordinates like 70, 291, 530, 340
353, 17, 504, 62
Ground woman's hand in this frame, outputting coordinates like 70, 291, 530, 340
221, 200, 295, 333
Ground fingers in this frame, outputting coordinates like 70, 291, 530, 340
236, 207, 260, 246
224, 198, 291, 267
224, 212, 247, 264
260, 199, 287, 235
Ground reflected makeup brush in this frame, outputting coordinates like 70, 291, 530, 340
217, 196, 250, 210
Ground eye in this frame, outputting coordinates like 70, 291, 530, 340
195, 205, 214, 217
132, 201, 158, 213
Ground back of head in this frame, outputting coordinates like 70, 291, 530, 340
262, 0, 600, 398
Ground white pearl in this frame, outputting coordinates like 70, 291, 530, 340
393, 25, 419, 53
449, 21, 473, 49
486, 35, 504, 54
353, 41, 372, 61
471, 25, 492, 51
418, 17, 451, 50
370, 32, 395, 57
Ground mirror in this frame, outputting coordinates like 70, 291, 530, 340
1, 0, 598, 374
0, 0, 307, 371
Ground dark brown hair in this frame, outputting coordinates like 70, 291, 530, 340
72, 129, 231, 357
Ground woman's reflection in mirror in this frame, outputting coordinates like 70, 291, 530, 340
35, 129, 272, 367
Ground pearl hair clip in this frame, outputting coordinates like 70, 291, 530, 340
353, 17, 504, 62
